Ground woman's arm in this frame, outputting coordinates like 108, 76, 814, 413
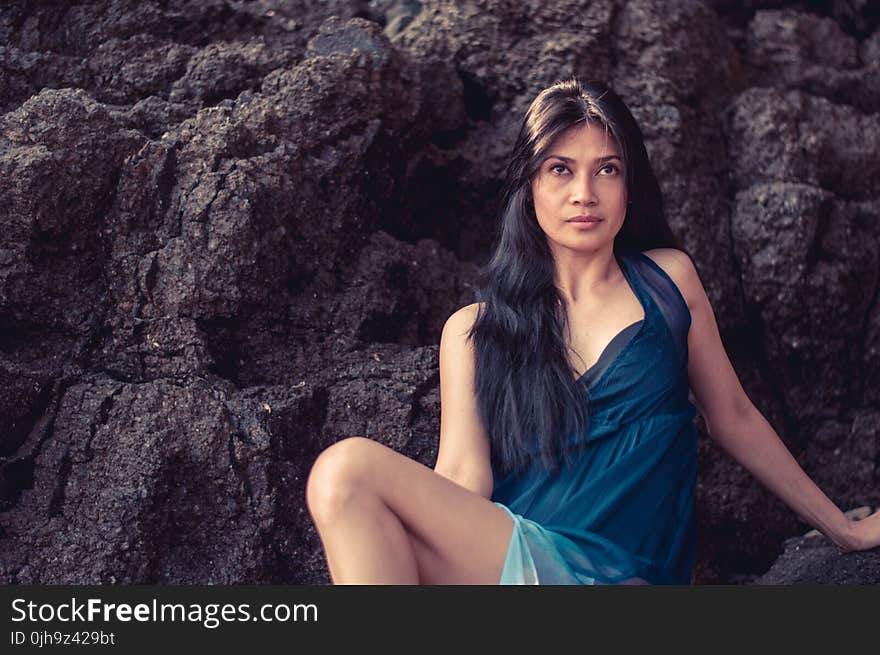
706, 405, 857, 550
433, 303, 494, 500
648, 248, 877, 552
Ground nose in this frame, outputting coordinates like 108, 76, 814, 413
570, 171, 597, 206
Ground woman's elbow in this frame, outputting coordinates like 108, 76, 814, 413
434, 464, 494, 500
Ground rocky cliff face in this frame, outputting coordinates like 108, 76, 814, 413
0, 0, 877, 584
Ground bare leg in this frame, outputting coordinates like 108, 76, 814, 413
306, 436, 514, 584
313, 490, 421, 584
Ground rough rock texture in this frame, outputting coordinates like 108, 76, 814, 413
744, 9, 880, 113
1, 0, 878, 585
752, 508, 880, 584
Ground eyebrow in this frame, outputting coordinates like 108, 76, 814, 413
543, 154, 622, 164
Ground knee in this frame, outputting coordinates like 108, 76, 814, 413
305, 436, 374, 520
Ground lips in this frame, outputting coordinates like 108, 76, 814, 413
567, 215, 602, 222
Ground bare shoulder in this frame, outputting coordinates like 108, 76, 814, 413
443, 302, 485, 337
641, 247, 701, 311
440, 303, 484, 357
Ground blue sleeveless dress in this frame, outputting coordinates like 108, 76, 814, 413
490, 249, 698, 585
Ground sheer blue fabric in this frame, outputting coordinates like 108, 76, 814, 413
490, 249, 698, 585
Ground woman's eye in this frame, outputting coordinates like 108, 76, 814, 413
549, 164, 568, 175
599, 164, 619, 175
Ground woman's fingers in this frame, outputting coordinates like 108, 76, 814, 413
802, 505, 875, 552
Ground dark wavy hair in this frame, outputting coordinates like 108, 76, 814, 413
468, 76, 685, 478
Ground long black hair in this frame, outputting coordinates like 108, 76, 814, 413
468, 76, 685, 478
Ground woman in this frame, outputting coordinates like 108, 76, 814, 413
305, 76, 880, 584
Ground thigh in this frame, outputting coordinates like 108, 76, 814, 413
307, 436, 514, 584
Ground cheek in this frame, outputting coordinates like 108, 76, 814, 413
532, 177, 561, 205
530, 187, 547, 214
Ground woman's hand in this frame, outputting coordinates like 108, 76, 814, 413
842, 506, 880, 553
802, 506, 879, 553
847, 508, 880, 550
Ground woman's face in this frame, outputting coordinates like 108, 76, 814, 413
529, 122, 628, 256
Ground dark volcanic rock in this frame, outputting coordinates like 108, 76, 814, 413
0, 5, 473, 584
0, 353, 441, 584
699, 81, 880, 583
0, 88, 146, 361
731, 182, 878, 417
725, 88, 880, 418
167, 36, 302, 107
331, 230, 480, 346
1, 375, 275, 583
0, 0, 362, 115
0, 45, 89, 114
2, 0, 295, 56
744, 9, 880, 113
822, 0, 880, 38
86, 34, 198, 106
753, 519, 880, 584
90, 16, 467, 389
726, 89, 880, 197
